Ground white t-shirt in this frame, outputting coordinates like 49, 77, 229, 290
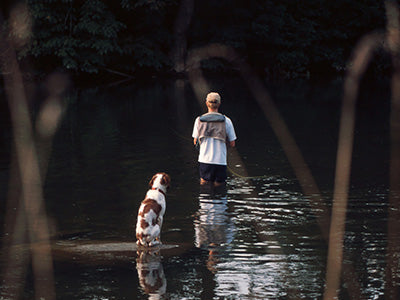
192, 115, 237, 165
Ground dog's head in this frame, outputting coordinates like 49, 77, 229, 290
149, 172, 171, 190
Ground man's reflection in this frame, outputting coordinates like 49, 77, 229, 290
194, 185, 235, 273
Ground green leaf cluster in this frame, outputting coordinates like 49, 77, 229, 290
24, 0, 125, 73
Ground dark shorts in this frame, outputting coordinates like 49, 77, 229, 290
199, 162, 227, 183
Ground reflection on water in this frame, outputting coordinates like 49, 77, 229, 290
194, 186, 234, 249
191, 177, 327, 299
189, 174, 392, 299
136, 250, 167, 300
194, 185, 235, 274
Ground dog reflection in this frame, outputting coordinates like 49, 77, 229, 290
136, 249, 166, 299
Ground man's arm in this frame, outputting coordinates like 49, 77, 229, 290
192, 117, 199, 146
225, 117, 236, 148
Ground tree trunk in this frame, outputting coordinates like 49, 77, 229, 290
170, 0, 194, 73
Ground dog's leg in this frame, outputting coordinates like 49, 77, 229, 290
155, 216, 163, 245
148, 225, 161, 247
137, 239, 146, 247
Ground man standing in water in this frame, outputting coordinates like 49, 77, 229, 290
192, 92, 237, 186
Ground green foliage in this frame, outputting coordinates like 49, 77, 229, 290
24, 0, 125, 73
14, 0, 387, 78
120, 0, 175, 11
111, 0, 176, 73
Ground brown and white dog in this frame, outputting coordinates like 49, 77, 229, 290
136, 173, 170, 247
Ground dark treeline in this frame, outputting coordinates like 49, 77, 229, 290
1, 0, 388, 80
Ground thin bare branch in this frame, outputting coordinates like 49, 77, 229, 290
0, 8, 67, 300
385, 1, 400, 299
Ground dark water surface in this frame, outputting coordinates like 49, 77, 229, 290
0, 78, 395, 299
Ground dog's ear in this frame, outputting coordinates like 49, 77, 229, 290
160, 173, 170, 188
149, 175, 157, 188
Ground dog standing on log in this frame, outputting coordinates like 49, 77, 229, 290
136, 173, 170, 247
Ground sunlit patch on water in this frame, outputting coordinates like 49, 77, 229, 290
185, 174, 392, 300
190, 175, 327, 299
341, 189, 390, 300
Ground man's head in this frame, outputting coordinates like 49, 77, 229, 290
206, 92, 221, 110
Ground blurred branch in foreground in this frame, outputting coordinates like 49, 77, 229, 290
324, 1, 400, 299
0, 5, 68, 300
385, 1, 400, 299
323, 31, 385, 300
